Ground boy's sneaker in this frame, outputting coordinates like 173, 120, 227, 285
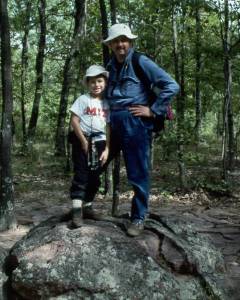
127, 219, 144, 237
72, 208, 83, 228
72, 199, 83, 228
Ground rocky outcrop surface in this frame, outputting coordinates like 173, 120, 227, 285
0, 246, 8, 299
5, 212, 231, 300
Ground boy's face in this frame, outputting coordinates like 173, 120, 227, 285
87, 76, 106, 98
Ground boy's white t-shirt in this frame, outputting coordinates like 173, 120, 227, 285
70, 93, 109, 141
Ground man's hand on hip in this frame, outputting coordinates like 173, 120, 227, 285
128, 105, 155, 118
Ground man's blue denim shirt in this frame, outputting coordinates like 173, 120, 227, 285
106, 48, 180, 116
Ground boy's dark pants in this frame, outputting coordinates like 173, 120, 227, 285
70, 134, 106, 202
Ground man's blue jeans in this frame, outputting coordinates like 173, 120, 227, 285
109, 110, 152, 221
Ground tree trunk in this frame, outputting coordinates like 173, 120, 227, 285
108, 0, 121, 216
109, 0, 116, 25
27, 0, 46, 142
111, 154, 121, 216
99, 0, 110, 66
99, 0, 112, 200
235, 129, 240, 160
0, 0, 17, 230
221, 0, 234, 179
55, 0, 86, 156
216, 109, 222, 137
65, 70, 83, 173
194, 0, 202, 144
127, 0, 132, 28
20, 0, 31, 151
227, 73, 234, 170
172, 4, 187, 189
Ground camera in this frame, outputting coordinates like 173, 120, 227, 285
88, 137, 100, 170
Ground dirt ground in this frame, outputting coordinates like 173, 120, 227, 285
1, 152, 240, 248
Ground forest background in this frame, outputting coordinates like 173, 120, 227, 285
0, 0, 240, 231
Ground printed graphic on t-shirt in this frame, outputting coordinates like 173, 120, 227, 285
84, 106, 108, 118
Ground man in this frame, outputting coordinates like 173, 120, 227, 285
103, 23, 179, 237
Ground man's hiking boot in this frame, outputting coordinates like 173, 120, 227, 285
127, 219, 144, 237
72, 207, 83, 228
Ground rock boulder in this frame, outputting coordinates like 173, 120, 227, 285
0, 246, 8, 299
6, 213, 230, 299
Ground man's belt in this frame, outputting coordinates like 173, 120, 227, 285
110, 104, 147, 111
110, 105, 130, 111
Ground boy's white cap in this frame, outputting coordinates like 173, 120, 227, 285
83, 65, 109, 85
103, 23, 137, 44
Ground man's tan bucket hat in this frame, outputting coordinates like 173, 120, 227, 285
103, 23, 137, 44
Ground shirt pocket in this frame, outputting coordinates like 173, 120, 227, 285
120, 76, 141, 98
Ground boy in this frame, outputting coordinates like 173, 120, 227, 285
69, 65, 109, 227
